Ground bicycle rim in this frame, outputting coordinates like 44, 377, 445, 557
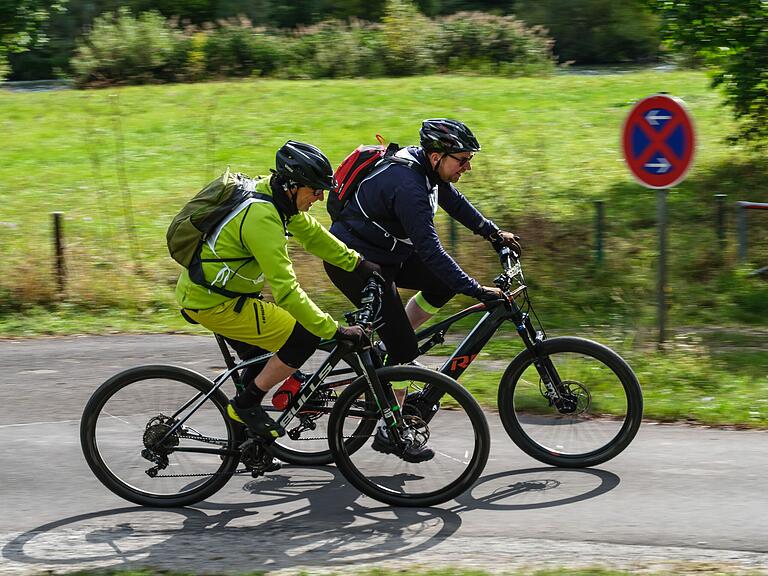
499, 337, 643, 467
81, 365, 240, 507
330, 367, 490, 507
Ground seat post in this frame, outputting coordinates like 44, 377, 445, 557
214, 334, 242, 388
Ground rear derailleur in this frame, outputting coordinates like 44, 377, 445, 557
142, 414, 179, 477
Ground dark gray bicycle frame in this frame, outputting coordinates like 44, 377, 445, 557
151, 339, 401, 456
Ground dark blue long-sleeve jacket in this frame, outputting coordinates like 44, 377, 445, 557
329, 146, 499, 297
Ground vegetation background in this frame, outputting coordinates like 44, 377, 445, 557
0, 0, 766, 426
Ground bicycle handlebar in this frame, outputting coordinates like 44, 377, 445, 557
493, 246, 524, 294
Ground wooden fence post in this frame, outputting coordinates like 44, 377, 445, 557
52, 212, 65, 293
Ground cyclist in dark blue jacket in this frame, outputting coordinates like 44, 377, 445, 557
325, 118, 521, 462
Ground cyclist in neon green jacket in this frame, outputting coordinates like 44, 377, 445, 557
177, 141, 380, 440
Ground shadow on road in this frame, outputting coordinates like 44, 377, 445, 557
451, 467, 620, 511
3, 467, 460, 573
2, 466, 619, 573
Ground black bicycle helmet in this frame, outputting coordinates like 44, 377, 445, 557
275, 140, 336, 190
419, 118, 481, 154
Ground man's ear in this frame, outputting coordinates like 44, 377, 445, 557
427, 152, 441, 168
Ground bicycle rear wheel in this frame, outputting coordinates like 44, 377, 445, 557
266, 350, 366, 466
498, 336, 643, 468
329, 366, 490, 507
80, 365, 242, 507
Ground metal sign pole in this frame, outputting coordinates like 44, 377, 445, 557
657, 189, 668, 345
622, 93, 695, 348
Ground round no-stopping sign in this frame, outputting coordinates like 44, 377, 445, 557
621, 94, 696, 189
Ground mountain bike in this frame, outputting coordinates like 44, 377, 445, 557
80, 276, 490, 508
408, 247, 643, 468
249, 247, 643, 469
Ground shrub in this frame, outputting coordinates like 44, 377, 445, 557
68, 2, 555, 85
182, 31, 207, 81
0, 52, 9, 82
204, 21, 283, 77
381, 0, 439, 76
72, 8, 180, 86
436, 12, 555, 76
291, 20, 387, 79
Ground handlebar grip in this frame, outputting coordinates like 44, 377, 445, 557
498, 246, 514, 270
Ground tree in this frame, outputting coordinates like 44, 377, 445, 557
0, 0, 67, 79
650, 0, 768, 145
515, 0, 660, 64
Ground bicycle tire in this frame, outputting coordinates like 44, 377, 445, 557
329, 366, 490, 507
80, 365, 242, 507
498, 336, 643, 468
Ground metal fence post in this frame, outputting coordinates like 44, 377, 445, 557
715, 194, 727, 251
737, 202, 747, 261
594, 200, 604, 264
449, 218, 457, 254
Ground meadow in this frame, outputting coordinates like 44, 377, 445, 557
1, 71, 766, 426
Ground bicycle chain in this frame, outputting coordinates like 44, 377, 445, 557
150, 432, 374, 478
150, 431, 230, 478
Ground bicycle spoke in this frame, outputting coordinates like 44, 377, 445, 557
88, 372, 236, 502
331, 367, 489, 507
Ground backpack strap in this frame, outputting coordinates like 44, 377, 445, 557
188, 192, 277, 301
382, 155, 427, 177
336, 153, 426, 226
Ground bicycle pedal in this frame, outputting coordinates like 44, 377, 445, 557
250, 458, 281, 477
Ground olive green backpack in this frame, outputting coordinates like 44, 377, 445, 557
166, 168, 273, 298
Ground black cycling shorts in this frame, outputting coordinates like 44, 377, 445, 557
325, 252, 455, 364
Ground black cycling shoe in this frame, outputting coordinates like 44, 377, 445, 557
371, 427, 435, 463
227, 400, 285, 440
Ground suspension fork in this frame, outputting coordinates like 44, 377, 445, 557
348, 348, 408, 441
507, 300, 567, 401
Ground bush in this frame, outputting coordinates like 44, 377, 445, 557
204, 21, 283, 77
381, 0, 439, 76
72, 8, 180, 86
436, 12, 555, 75
290, 20, 387, 79
0, 52, 9, 82
68, 2, 555, 85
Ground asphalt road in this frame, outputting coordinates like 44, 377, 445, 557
1, 334, 766, 575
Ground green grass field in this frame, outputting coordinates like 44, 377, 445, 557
1, 71, 766, 427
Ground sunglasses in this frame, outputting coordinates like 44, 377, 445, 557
447, 153, 474, 167
311, 188, 324, 197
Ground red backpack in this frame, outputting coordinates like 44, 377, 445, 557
328, 135, 424, 222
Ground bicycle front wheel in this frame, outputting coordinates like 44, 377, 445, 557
80, 365, 242, 507
498, 336, 643, 468
329, 366, 490, 507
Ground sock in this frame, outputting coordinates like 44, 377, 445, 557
236, 385, 267, 409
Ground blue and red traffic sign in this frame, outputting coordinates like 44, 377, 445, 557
622, 94, 696, 189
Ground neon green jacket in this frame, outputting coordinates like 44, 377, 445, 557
175, 177, 360, 339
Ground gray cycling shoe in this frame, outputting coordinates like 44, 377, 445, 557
371, 427, 434, 463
